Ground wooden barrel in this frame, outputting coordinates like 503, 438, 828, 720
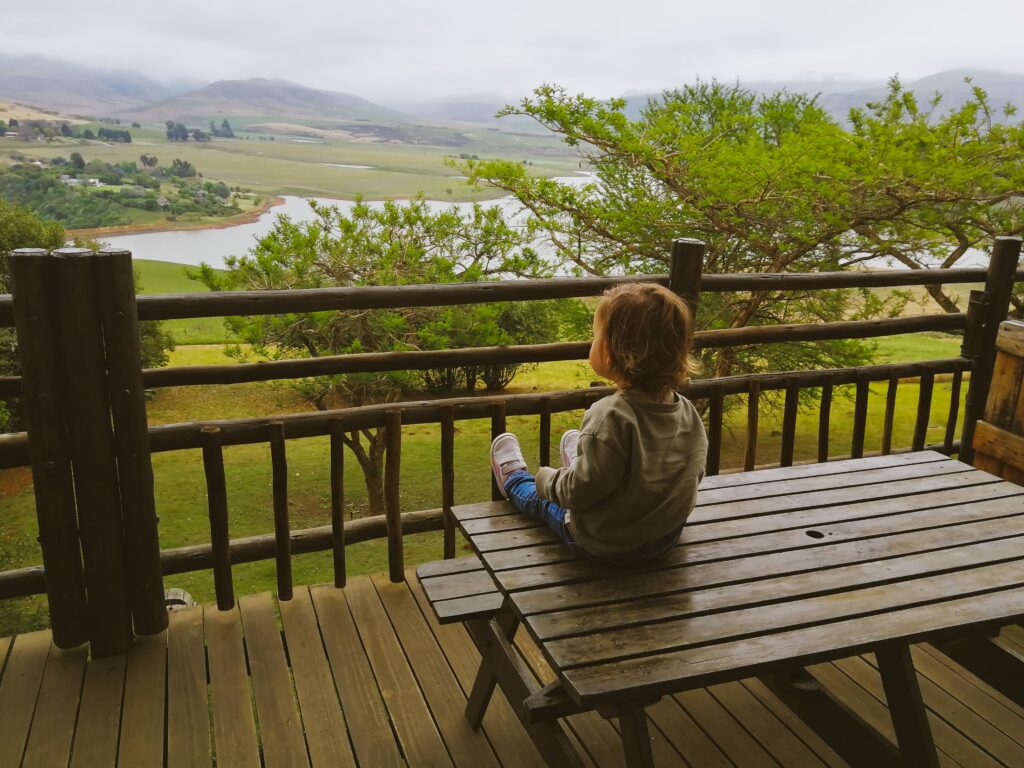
971, 320, 1024, 484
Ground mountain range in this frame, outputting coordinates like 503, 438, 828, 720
1, 54, 1022, 127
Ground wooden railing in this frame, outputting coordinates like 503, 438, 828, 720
0, 237, 1020, 657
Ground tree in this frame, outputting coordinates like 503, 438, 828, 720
219, 119, 235, 138
169, 158, 197, 177
69, 152, 85, 170
165, 121, 189, 141
195, 197, 562, 515
80, 128, 95, 140
461, 79, 1024, 383
0, 201, 174, 431
139, 154, 158, 169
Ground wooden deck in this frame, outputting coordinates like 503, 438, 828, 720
0, 572, 1022, 767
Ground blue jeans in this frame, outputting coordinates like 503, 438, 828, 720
504, 470, 683, 562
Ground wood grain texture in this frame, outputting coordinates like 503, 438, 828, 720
205, 605, 260, 768
0, 631, 53, 767
118, 630, 166, 768
22, 643, 87, 768
69, 654, 126, 768
167, 607, 211, 768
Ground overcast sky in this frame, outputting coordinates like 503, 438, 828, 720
3, 0, 1023, 101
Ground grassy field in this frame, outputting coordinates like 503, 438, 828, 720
4, 128, 581, 206
0, 331, 967, 636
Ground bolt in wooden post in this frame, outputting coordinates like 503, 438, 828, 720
269, 421, 292, 600
95, 249, 166, 635
961, 237, 1021, 463
9, 249, 87, 648
52, 249, 132, 657
384, 409, 404, 582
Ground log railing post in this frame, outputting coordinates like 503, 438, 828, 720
95, 249, 166, 635
384, 409, 404, 582
52, 248, 132, 656
329, 417, 346, 586
9, 248, 88, 648
668, 238, 705, 320
961, 237, 1021, 463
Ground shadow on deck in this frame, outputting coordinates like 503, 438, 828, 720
1, 571, 1023, 767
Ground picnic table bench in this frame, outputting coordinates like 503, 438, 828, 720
417, 450, 1024, 767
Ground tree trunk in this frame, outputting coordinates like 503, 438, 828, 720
342, 429, 387, 516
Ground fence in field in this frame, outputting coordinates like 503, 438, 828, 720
0, 236, 1020, 656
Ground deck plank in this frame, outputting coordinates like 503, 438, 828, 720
309, 585, 405, 768
372, 573, 502, 768
406, 571, 549, 768
206, 605, 261, 768
23, 642, 87, 768
645, 695, 728, 768
278, 587, 356, 768
118, 630, 166, 768
0, 630, 53, 767
238, 592, 310, 768
167, 606, 212, 768
675, 687, 780, 767
69, 654, 126, 768
344, 576, 455, 767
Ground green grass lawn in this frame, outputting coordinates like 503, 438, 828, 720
0, 332, 968, 636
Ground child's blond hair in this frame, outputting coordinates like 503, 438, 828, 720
594, 282, 699, 396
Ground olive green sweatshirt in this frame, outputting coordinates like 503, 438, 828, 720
535, 390, 708, 558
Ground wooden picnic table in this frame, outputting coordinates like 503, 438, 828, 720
419, 450, 1024, 767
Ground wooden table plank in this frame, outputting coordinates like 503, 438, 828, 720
118, 630, 166, 768
372, 573, 502, 768
238, 593, 310, 768
278, 587, 356, 768
535, 536, 1024, 649
205, 606, 261, 768
0, 630, 53, 767
407, 571, 548, 768
562, 587, 1024, 705
343, 577, 455, 767
167, 606, 212, 768
23, 642, 87, 768
505, 508, 1024, 611
69, 654, 126, 768
309, 586, 405, 768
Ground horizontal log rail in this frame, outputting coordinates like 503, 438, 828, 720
0, 314, 967, 398
0, 357, 968, 469
0, 266, 1021, 327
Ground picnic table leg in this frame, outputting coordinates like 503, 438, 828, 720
464, 615, 585, 767
618, 708, 655, 768
465, 610, 518, 729
876, 644, 939, 768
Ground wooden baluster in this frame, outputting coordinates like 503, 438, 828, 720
707, 387, 724, 476
817, 380, 833, 463
269, 421, 292, 600
744, 380, 760, 472
943, 362, 964, 456
329, 418, 346, 587
881, 372, 899, 456
851, 371, 870, 459
539, 396, 552, 468
913, 369, 935, 451
201, 426, 234, 610
385, 410, 404, 582
441, 405, 456, 560
780, 378, 799, 467
490, 402, 507, 501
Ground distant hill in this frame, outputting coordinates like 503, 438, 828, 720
0, 54, 181, 116
623, 70, 1024, 122
117, 78, 406, 124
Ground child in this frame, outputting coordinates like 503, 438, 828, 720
490, 282, 708, 561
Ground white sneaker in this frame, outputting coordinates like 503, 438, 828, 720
491, 433, 527, 499
559, 429, 581, 467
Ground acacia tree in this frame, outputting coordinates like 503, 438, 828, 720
196, 197, 564, 515
461, 78, 1024, 380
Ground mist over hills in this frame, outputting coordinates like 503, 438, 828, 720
116, 78, 406, 124
1, 54, 1021, 129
